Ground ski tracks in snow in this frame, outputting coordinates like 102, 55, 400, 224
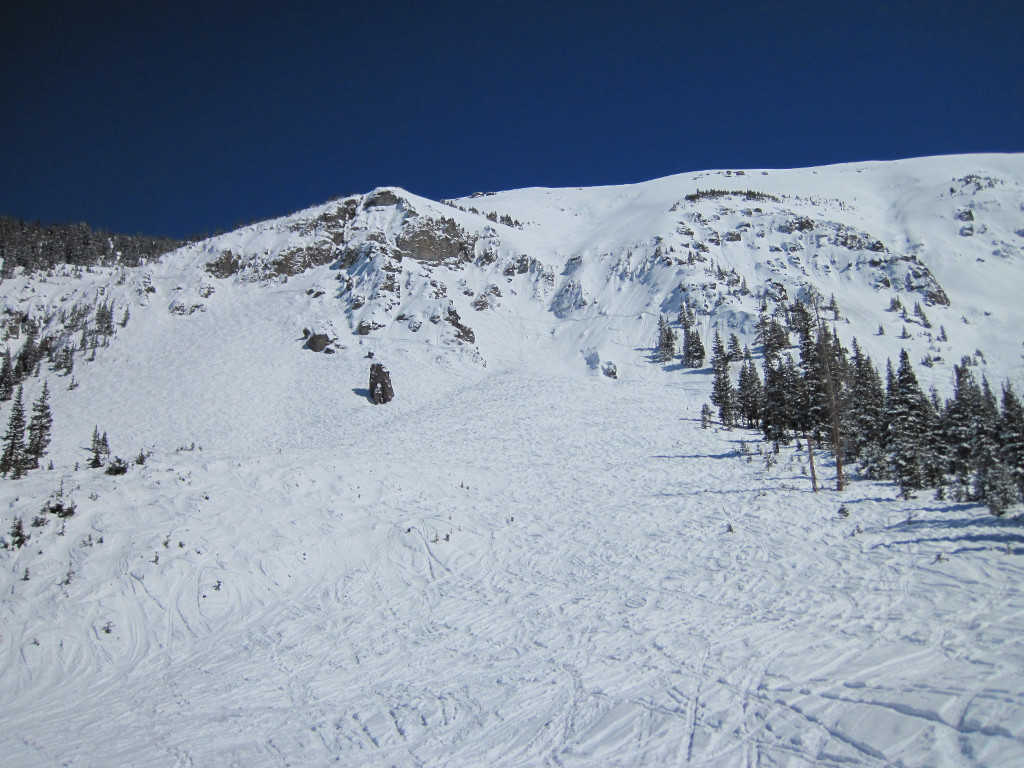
2, 367, 1024, 765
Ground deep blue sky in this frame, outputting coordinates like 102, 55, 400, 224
2, 1, 1021, 238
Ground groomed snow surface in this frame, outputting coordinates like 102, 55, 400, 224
2, 340, 1023, 766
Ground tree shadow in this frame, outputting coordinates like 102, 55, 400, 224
887, 512, 1022, 532
837, 495, 902, 504
876, 532, 1024, 549
654, 452, 737, 461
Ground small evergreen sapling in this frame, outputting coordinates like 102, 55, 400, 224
9, 517, 29, 548
700, 403, 714, 429
105, 457, 129, 475
89, 426, 102, 467
88, 426, 110, 468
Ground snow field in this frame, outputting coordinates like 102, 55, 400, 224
3, 356, 1023, 766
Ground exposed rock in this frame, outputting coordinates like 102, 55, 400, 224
445, 306, 475, 343
266, 242, 336, 277
794, 217, 815, 232
369, 363, 394, 404
503, 254, 538, 277
306, 333, 330, 352
602, 361, 618, 379
357, 320, 385, 335
397, 217, 476, 266
364, 189, 401, 208
761, 280, 789, 303
287, 199, 357, 237
169, 300, 206, 316
206, 250, 243, 278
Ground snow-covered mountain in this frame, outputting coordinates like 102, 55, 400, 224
2, 154, 1024, 767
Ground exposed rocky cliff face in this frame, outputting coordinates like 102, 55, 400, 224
84, 156, 1019, 381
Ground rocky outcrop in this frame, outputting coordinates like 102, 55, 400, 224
306, 333, 330, 352
445, 306, 475, 343
206, 250, 243, 279
364, 189, 402, 208
369, 363, 395, 404
397, 217, 476, 266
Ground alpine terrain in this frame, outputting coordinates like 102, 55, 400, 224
2, 154, 1024, 767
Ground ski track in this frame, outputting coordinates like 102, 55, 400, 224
2, 365, 1023, 767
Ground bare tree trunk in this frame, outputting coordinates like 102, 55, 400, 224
805, 430, 818, 493
814, 300, 845, 491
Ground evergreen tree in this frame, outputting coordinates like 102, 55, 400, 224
913, 302, 931, 328
848, 340, 887, 478
922, 388, 949, 488
89, 425, 104, 468
25, 381, 52, 470
943, 365, 999, 499
887, 350, 934, 493
998, 384, 1024, 496
1, 386, 27, 477
0, 349, 13, 401
827, 293, 841, 319
700, 403, 714, 429
797, 320, 829, 440
810, 309, 850, 491
656, 315, 676, 363
761, 355, 797, 443
755, 312, 789, 361
8, 516, 29, 548
970, 377, 1003, 504
736, 358, 763, 429
682, 329, 705, 368
677, 294, 692, 328
711, 330, 725, 366
727, 333, 743, 362
95, 302, 115, 337
709, 331, 736, 427
14, 325, 38, 382
787, 299, 813, 338
982, 459, 1019, 516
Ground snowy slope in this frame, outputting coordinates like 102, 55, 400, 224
1, 154, 1024, 767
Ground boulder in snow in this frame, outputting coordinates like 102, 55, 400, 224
369, 363, 395, 404
306, 333, 330, 352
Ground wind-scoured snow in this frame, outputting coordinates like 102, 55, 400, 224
1, 154, 1024, 766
